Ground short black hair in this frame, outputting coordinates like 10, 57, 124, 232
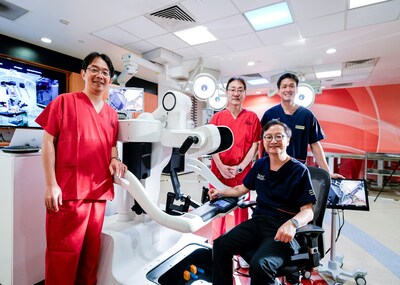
82, 52, 115, 78
277, 72, 299, 89
226, 76, 246, 91
262, 119, 292, 138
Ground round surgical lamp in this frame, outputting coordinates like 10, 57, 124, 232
208, 90, 228, 110
192, 73, 217, 101
294, 83, 315, 108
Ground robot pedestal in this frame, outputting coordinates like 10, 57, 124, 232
97, 214, 210, 285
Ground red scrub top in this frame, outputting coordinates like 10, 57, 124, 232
36, 92, 118, 200
210, 109, 261, 180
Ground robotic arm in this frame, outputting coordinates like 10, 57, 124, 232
116, 90, 235, 232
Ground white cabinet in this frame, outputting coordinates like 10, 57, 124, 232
0, 152, 46, 285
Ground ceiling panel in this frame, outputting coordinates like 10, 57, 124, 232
117, 16, 167, 39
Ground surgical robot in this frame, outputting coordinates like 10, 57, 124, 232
97, 90, 238, 285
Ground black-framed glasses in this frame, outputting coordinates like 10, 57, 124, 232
86, 66, 110, 77
263, 134, 286, 142
227, 88, 245, 95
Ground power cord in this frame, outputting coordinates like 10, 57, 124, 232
325, 209, 345, 255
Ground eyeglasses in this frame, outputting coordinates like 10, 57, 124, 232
86, 66, 110, 77
263, 134, 286, 142
227, 88, 245, 95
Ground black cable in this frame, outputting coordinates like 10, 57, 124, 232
325, 209, 346, 255
335, 209, 345, 242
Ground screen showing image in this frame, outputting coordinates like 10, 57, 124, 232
0, 56, 67, 128
327, 179, 370, 211
108, 86, 144, 112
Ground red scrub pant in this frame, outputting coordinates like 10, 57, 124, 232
45, 200, 106, 285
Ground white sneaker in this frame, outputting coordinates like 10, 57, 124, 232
237, 256, 250, 269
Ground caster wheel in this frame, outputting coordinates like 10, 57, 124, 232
302, 270, 311, 279
355, 275, 366, 285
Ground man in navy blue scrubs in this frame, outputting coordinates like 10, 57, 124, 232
261, 72, 343, 179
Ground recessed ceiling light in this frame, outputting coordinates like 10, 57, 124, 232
41, 37, 52, 44
315, 70, 341, 79
174, 26, 217, 46
349, 0, 389, 9
247, 61, 255, 66
247, 78, 269, 85
244, 2, 293, 31
326, 48, 337, 54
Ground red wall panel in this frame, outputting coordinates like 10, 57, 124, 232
243, 84, 400, 154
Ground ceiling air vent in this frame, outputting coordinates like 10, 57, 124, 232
147, 5, 197, 32
331, 82, 353, 88
343, 58, 379, 69
150, 5, 195, 22
242, 73, 263, 78
0, 0, 28, 21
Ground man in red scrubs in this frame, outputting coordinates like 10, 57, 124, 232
36, 52, 127, 285
209, 77, 261, 260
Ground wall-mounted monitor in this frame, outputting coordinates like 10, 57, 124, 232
327, 179, 370, 211
0, 55, 67, 128
107, 86, 144, 118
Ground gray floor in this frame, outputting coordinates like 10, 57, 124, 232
319, 191, 400, 285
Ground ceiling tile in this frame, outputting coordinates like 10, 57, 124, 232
117, 16, 167, 39
193, 41, 232, 56
92, 26, 140, 46
298, 13, 345, 38
146, 33, 189, 51
257, 24, 301, 46
232, 0, 281, 12
206, 14, 253, 39
290, 0, 346, 21
346, 0, 400, 29
175, 46, 203, 60
313, 63, 342, 73
181, 0, 239, 23
124, 40, 157, 54
223, 33, 263, 52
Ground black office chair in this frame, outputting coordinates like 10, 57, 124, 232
237, 166, 331, 284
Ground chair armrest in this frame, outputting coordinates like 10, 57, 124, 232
296, 224, 324, 236
237, 200, 257, 208
295, 224, 324, 267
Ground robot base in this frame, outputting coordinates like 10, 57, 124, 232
97, 214, 212, 285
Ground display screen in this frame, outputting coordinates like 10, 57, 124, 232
211, 199, 231, 208
108, 86, 144, 112
0, 56, 67, 128
327, 179, 370, 211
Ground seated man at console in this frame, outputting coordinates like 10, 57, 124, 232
208, 120, 316, 285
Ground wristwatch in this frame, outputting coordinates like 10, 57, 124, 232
290, 218, 299, 229
238, 166, 243, 173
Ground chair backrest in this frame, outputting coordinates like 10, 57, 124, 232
307, 166, 331, 258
